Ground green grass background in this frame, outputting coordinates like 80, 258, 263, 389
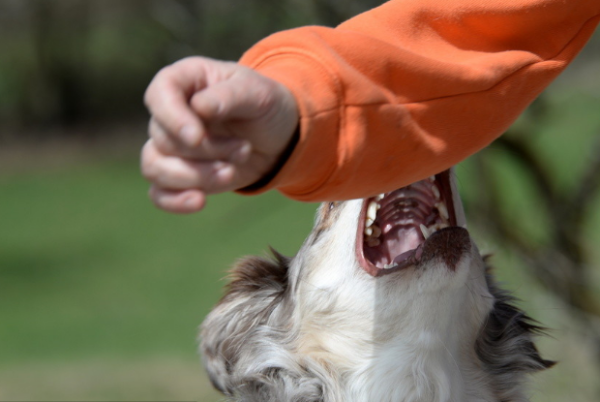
1, 92, 600, 401
0, 155, 319, 401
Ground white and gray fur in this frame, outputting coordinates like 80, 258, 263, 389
201, 199, 553, 402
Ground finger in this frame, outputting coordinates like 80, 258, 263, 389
149, 186, 206, 214
141, 141, 239, 193
144, 57, 228, 147
189, 71, 275, 123
149, 118, 252, 163
148, 118, 180, 155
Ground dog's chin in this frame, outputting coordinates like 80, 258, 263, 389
201, 168, 555, 402
356, 170, 467, 277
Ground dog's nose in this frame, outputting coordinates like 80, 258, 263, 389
417, 227, 471, 271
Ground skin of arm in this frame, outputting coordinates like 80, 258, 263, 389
141, 57, 299, 213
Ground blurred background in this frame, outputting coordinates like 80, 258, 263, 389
1, 0, 599, 400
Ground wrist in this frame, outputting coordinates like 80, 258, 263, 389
237, 124, 300, 193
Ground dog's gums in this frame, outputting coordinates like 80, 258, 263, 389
357, 170, 459, 276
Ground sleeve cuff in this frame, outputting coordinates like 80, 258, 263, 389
235, 39, 344, 201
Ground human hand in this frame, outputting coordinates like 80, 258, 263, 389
141, 57, 299, 213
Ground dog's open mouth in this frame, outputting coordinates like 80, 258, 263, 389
356, 170, 459, 277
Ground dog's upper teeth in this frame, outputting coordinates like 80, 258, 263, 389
370, 224, 381, 238
367, 201, 378, 221
431, 222, 450, 233
429, 176, 436, 182
436, 202, 449, 220
363, 191, 450, 249
420, 224, 430, 239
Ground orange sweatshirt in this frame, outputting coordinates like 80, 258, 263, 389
239, 0, 600, 202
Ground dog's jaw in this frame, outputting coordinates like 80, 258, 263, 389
356, 170, 467, 277
294, 230, 495, 402
290, 170, 496, 402
201, 169, 552, 402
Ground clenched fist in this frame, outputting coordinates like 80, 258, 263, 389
141, 57, 299, 213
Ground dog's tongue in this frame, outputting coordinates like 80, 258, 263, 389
364, 225, 422, 267
385, 226, 422, 264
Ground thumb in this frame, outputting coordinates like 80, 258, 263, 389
189, 72, 276, 123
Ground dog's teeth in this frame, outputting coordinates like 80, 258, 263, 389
366, 237, 381, 247
371, 224, 381, 238
376, 193, 385, 201
428, 222, 449, 234
429, 176, 436, 182
367, 201, 378, 221
432, 185, 441, 200
419, 224, 430, 239
383, 263, 396, 269
364, 226, 373, 236
366, 218, 374, 228
436, 202, 449, 220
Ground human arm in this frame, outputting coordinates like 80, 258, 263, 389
142, 0, 600, 211
238, 0, 600, 200
141, 57, 298, 213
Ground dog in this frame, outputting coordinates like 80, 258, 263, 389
200, 170, 554, 402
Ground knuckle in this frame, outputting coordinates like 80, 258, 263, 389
156, 64, 175, 80
141, 151, 160, 182
144, 67, 171, 106
150, 129, 177, 155
152, 135, 172, 155
204, 163, 234, 194
176, 56, 204, 66
143, 88, 151, 108
151, 193, 171, 211
254, 83, 277, 112
143, 86, 157, 109
141, 161, 159, 182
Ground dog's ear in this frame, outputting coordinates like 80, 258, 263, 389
231, 367, 326, 402
200, 251, 292, 396
476, 267, 555, 399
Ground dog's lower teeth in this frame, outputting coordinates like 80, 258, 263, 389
420, 224, 430, 239
362, 183, 449, 252
436, 202, 449, 220
366, 237, 381, 247
383, 263, 396, 269
365, 223, 381, 238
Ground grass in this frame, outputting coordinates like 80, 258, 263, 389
0, 156, 318, 390
0, 358, 222, 401
1, 92, 600, 400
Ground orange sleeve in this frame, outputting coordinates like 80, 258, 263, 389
238, 0, 600, 201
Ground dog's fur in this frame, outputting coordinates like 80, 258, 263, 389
201, 194, 554, 401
